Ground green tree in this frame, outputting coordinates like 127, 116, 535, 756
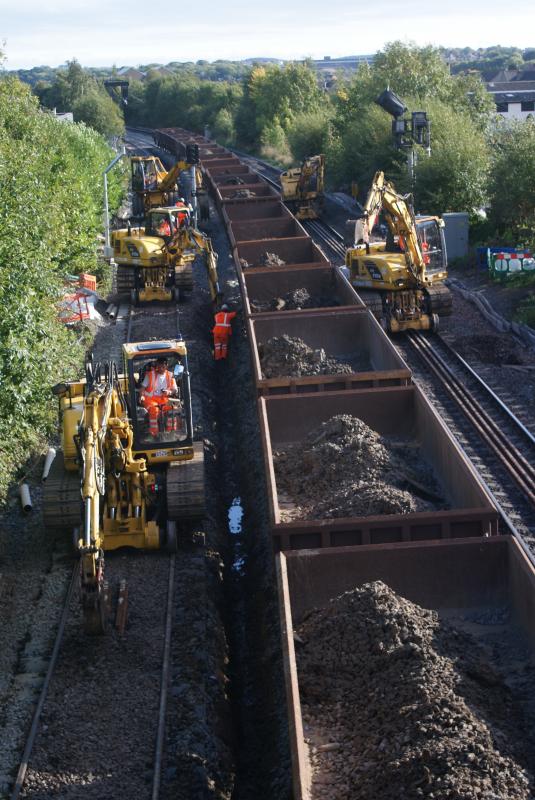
373, 42, 452, 101
287, 109, 333, 162
489, 119, 535, 243
413, 101, 490, 216
236, 62, 322, 149
36, 60, 125, 137
73, 89, 124, 136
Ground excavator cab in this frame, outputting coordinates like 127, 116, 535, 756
415, 217, 447, 277
131, 156, 166, 191
145, 205, 191, 238
126, 342, 193, 453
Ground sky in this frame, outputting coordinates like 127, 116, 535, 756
1, 0, 535, 70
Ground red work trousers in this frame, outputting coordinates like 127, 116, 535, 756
213, 332, 230, 360
144, 395, 172, 436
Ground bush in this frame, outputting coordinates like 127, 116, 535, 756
0, 77, 125, 501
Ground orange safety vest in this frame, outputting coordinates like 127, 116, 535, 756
213, 311, 236, 335
142, 369, 175, 398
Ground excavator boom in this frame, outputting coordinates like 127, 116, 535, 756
346, 171, 451, 332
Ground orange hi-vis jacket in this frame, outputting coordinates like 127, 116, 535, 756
141, 369, 176, 400
212, 311, 236, 338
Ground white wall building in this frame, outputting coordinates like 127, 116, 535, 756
487, 70, 535, 120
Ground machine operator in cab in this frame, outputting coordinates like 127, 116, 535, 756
140, 356, 178, 437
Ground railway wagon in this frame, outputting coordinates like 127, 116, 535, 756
259, 386, 499, 550
236, 237, 329, 271
248, 307, 411, 395
240, 264, 365, 316
277, 535, 535, 800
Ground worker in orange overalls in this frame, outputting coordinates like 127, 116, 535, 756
140, 356, 178, 437
212, 304, 237, 360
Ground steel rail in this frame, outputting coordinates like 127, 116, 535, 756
151, 554, 176, 800
408, 332, 535, 507
10, 564, 78, 800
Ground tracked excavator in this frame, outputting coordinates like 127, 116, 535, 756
130, 154, 207, 218
280, 155, 325, 219
43, 339, 204, 633
112, 206, 222, 305
344, 171, 451, 333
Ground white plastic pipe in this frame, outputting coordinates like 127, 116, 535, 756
19, 483, 33, 514
42, 447, 57, 481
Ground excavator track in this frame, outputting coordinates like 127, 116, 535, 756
42, 452, 82, 531
356, 289, 384, 321
174, 264, 194, 292
116, 265, 136, 296
166, 442, 205, 520
427, 284, 453, 316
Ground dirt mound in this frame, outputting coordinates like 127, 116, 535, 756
251, 287, 340, 313
259, 252, 286, 267
230, 188, 256, 199
274, 414, 444, 520
260, 336, 354, 379
314, 481, 416, 517
296, 581, 533, 799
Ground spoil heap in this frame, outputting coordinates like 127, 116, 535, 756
260, 335, 354, 379
259, 252, 286, 267
274, 414, 444, 520
250, 288, 341, 313
230, 188, 256, 199
296, 581, 533, 800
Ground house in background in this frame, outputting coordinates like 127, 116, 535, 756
487, 67, 535, 119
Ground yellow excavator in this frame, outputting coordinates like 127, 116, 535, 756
131, 154, 207, 218
43, 339, 205, 633
344, 171, 451, 332
280, 155, 325, 219
111, 206, 222, 305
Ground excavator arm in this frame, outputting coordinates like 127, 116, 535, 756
77, 361, 148, 633
354, 171, 427, 284
171, 226, 223, 305
159, 159, 189, 192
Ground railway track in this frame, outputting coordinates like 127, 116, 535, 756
10, 301, 190, 799
399, 331, 535, 546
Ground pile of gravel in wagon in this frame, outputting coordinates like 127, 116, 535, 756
274, 414, 444, 520
230, 189, 256, 199
260, 336, 354, 379
250, 288, 341, 313
296, 581, 533, 800
260, 252, 286, 267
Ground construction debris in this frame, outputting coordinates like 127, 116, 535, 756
260, 252, 286, 267
296, 581, 533, 800
274, 414, 445, 520
230, 189, 256, 199
250, 287, 340, 313
260, 336, 354, 379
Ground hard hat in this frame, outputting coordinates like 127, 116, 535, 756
221, 304, 229, 311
